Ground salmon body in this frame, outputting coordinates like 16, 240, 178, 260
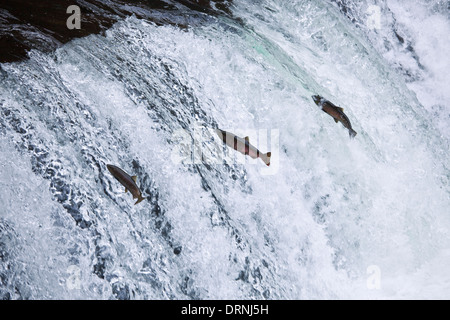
215, 129, 271, 166
107, 164, 145, 205
312, 95, 357, 138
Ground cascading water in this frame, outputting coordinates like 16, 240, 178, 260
1, 0, 449, 299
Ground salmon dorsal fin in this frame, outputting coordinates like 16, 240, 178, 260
244, 136, 249, 142
131, 176, 137, 183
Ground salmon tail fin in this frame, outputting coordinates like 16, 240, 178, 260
349, 129, 357, 139
134, 194, 145, 205
261, 152, 271, 166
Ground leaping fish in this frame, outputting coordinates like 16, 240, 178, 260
312, 95, 357, 138
107, 164, 145, 205
215, 129, 271, 166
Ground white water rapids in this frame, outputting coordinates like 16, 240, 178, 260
0, 0, 449, 299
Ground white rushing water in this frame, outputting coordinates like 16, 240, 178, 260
1, 0, 449, 299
